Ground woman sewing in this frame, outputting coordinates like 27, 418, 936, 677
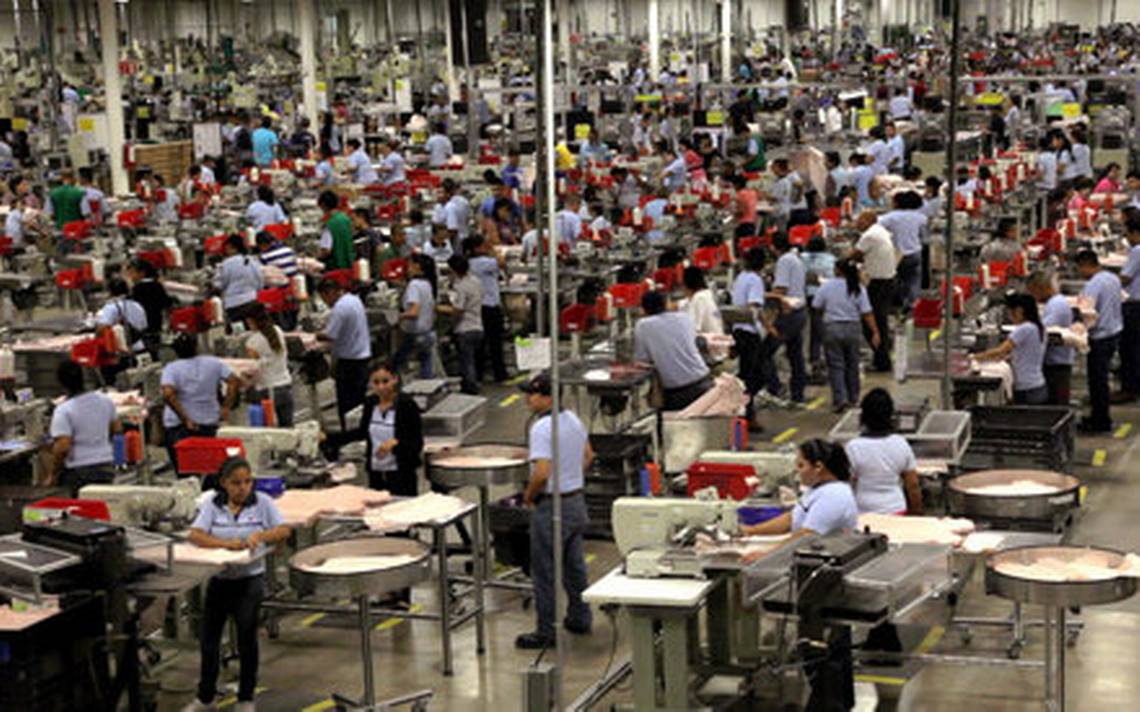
183, 457, 290, 712
741, 438, 858, 538
972, 292, 1048, 405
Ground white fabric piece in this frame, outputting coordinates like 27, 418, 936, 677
677, 373, 748, 418
857, 512, 975, 546
364, 492, 467, 531
298, 554, 419, 574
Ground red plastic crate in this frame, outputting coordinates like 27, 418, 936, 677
979, 262, 1010, 289
736, 236, 766, 253
256, 287, 294, 314
380, 258, 408, 282
174, 438, 246, 475
560, 303, 596, 333
607, 282, 647, 309
62, 220, 92, 240
24, 497, 111, 522
913, 298, 944, 330
0, 236, 12, 257
652, 266, 680, 291
55, 268, 87, 289
686, 462, 756, 500
170, 305, 203, 334
323, 269, 354, 289
819, 207, 842, 228
691, 246, 724, 270
788, 222, 824, 246
70, 338, 111, 367
137, 249, 172, 270
116, 209, 147, 229
204, 234, 229, 256
264, 222, 294, 242
178, 202, 206, 220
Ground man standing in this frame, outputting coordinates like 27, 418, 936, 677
516, 373, 593, 649
766, 233, 808, 402
878, 191, 928, 314
633, 290, 713, 410
424, 124, 453, 168
317, 191, 355, 270
316, 278, 372, 430
465, 236, 510, 383
46, 168, 86, 229
378, 139, 407, 186
733, 248, 776, 426
251, 116, 279, 167
1027, 271, 1074, 406
1076, 250, 1123, 433
345, 139, 379, 185
1115, 211, 1140, 403
849, 210, 896, 372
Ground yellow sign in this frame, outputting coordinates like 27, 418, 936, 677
705, 110, 724, 126
574, 123, 591, 140
410, 131, 426, 144
12, 118, 28, 131
976, 92, 1005, 106
857, 109, 878, 131
78, 117, 96, 132
1060, 103, 1081, 119
634, 94, 662, 103
394, 79, 406, 90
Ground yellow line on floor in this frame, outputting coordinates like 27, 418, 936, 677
507, 374, 529, 385
1115, 423, 1133, 439
375, 604, 423, 631
585, 553, 597, 564
928, 329, 942, 342
216, 687, 268, 708
499, 394, 521, 408
300, 612, 326, 627
772, 427, 798, 444
1079, 486, 1088, 505
806, 396, 826, 411
301, 700, 336, 712
914, 625, 945, 655
1092, 449, 1107, 467
854, 674, 906, 686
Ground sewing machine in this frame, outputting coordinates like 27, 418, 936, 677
216, 420, 322, 473
611, 494, 742, 558
78, 478, 201, 530
0, 398, 49, 442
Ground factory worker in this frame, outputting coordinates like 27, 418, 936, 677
802, 236, 836, 379
4, 194, 30, 249
184, 457, 290, 712
766, 232, 808, 403
732, 248, 776, 426
320, 111, 343, 154
243, 303, 294, 427
245, 184, 287, 230
742, 439, 858, 538
424, 124, 453, 168
316, 278, 372, 430
554, 194, 583, 246
613, 166, 642, 212
213, 234, 264, 323
849, 210, 896, 372
863, 126, 891, 176
660, 143, 689, 193
878, 190, 927, 313
438, 178, 471, 244
48, 360, 120, 496
251, 116, 278, 167
484, 197, 524, 246
126, 259, 173, 358
849, 153, 875, 207
1027, 271, 1075, 406
679, 265, 724, 335
1070, 127, 1092, 180
973, 293, 1048, 405
77, 166, 110, 223
733, 174, 760, 238
423, 223, 455, 266
515, 373, 593, 649
1114, 211, 1140, 403
1076, 249, 1122, 433
1093, 163, 1122, 195
151, 173, 181, 223
45, 168, 86, 228
846, 388, 923, 515
255, 231, 299, 279
885, 122, 906, 173
767, 158, 810, 228
378, 139, 407, 186
579, 128, 610, 164
920, 176, 943, 220
1051, 130, 1075, 184
313, 143, 337, 187
634, 290, 713, 410
403, 209, 431, 252
0, 134, 13, 171
824, 151, 850, 203
162, 334, 240, 479
813, 259, 880, 413
394, 254, 438, 379
437, 255, 484, 395
979, 217, 1022, 264
501, 149, 525, 190
345, 138, 379, 185
888, 86, 914, 121
317, 190, 355, 270
1036, 135, 1059, 192
289, 116, 317, 158
95, 277, 149, 384
465, 236, 510, 383
642, 187, 670, 243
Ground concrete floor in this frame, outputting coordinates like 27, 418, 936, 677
152, 366, 1140, 711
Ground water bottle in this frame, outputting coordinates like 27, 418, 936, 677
113, 433, 127, 466
248, 403, 265, 427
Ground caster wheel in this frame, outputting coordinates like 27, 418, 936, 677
1008, 642, 1022, 660
959, 630, 972, 646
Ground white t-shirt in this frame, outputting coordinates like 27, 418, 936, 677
855, 224, 897, 280
682, 289, 725, 335
246, 327, 292, 389
846, 434, 916, 514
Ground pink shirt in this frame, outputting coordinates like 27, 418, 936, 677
1093, 177, 1119, 195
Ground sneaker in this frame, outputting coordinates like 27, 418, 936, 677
564, 620, 592, 635
515, 631, 555, 649
181, 700, 216, 712
832, 402, 850, 414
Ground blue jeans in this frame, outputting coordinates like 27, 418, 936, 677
455, 330, 483, 394
823, 321, 862, 407
765, 308, 807, 401
530, 494, 591, 638
394, 331, 436, 379
896, 253, 922, 314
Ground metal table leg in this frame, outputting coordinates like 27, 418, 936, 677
358, 594, 375, 707
661, 616, 693, 709
1055, 606, 1066, 711
1044, 605, 1053, 710
629, 613, 657, 709
434, 525, 453, 676
478, 485, 492, 582
471, 504, 486, 655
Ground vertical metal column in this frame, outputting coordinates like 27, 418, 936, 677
357, 595, 375, 707
299, 0, 320, 143
459, 0, 478, 160
941, 0, 963, 409
99, 0, 128, 195
649, 0, 661, 78
434, 525, 453, 675
720, 0, 731, 82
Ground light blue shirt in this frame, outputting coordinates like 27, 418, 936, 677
812, 278, 872, 323
773, 252, 807, 300
851, 165, 875, 206
315, 160, 336, 186
348, 148, 379, 184
1082, 270, 1124, 339
191, 492, 285, 578
50, 392, 116, 468
251, 127, 278, 167
663, 156, 688, 193
1009, 321, 1046, 391
214, 254, 264, 309
555, 209, 582, 245
422, 239, 453, 266
161, 356, 233, 427
644, 198, 668, 243
1036, 152, 1058, 191
791, 481, 859, 535
829, 167, 852, 196
444, 196, 471, 240
470, 255, 501, 307
1121, 245, 1140, 301
402, 279, 436, 334
381, 151, 406, 185
633, 311, 710, 389
801, 251, 836, 297
886, 136, 906, 169
1072, 144, 1092, 178
879, 209, 927, 256
425, 134, 453, 168
324, 293, 372, 360
1041, 294, 1075, 366
405, 224, 431, 251
528, 410, 589, 493
246, 200, 287, 229
846, 435, 915, 514
81, 187, 110, 218
865, 140, 890, 175
732, 271, 766, 334
95, 298, 148, 352
4, 209, 24, 247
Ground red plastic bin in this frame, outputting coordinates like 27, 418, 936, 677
560, 304, 596, 334
116, 209, 147, 229
55, 268, 87, 289
607, 282, 647, 309
257, 287, 294, 314
70, 338, 111, 367
686, 462, 756, 500
912, 298, 944, 330
137, 249, 173, 270
264, 222, 294, 242
204, 234, 229, 257
62, 220, 92, 240
24, 497, 111, 523
178, 202, 206, 220
322, 269, 354, 289
691, 246, 724, 270
174, 438, 246, 475
380, 258, 408, 282
170, 305, 204, 334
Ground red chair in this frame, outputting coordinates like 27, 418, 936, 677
788, 222, 824, 247
737, 236, 764, 253
55, 268, 87, 289
322, 269, 354, 289
116, 209, 147, 229
137, 250, 171, 270
979, 262, 1010, 289
264, 222, 294, 242
203, 234, 229, 257
608, 282, 648, 309
62, 220, 92, 240
256, 287, 294, 314
178, 202, 206, 220
691, 246, 723, 270
819, 207, 842, 228
170, 305, 204, 334
913, 298, 944, 330
380, 258, 409, 282
652, 266, 681, 291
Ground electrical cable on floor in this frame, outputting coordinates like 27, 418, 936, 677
599, 604, 620, 682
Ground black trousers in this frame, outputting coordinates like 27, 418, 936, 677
866, 278, 895, 371
334, 358, 372, 430
197, 575, 264, 704
662, 375, 713, 411
1087, 336, 1119, 430
1044, 364, 1072, 406
59, 464, 114, 498
1121, 302, 1140, 395
734, 329, 770, 419
479, 305, 509, 382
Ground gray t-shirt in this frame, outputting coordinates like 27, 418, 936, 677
773, 252, 807, 300
161, 356, 233, 428
450, 274, 484, 334
50, 392, 117, 468
633, 311, 710, 389
402, 279, 436, 334
1009, 321, 1046, 391
846, 435, 916, 514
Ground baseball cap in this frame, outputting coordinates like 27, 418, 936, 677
518, 372, 553, 396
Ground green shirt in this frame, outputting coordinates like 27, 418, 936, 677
325, 211, 355, 270
49, 184, 86, 228
744, 134, 767, 172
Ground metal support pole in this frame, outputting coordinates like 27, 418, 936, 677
539, 0, 564, 708
357, 595, 375, 707
434, 525, 453, 675
385, 0, 395, 45
649, 0, 660, 78
443, 0, 457, 99
299, 0, 320, 143
940, 0, 962, 409
99, 0, 128, 196
459, 0, 477, 160
720, 0, 731, 82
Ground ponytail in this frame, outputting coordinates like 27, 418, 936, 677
837, 258, 860, 297
799, 438, 852, 482
1008, 292, 1044, 340
247, 303, 282, 353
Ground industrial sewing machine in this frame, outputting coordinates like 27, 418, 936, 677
611, 494, 747, 578
78, 478, 201, 531
216, 420, 323, 475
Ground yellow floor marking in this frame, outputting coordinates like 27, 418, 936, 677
1115, 423, 1133, 439
374, 603, 423, 631
806, 396, 826, 411
585, 553, 597, 564
301, 699, 336, 712
300, 612, 326, 627
928, 329, 942, 342
217, 687, 268, 708
854, 674, 906, 686
914, 625, 945, 655
1079, 486, 1088, 505
499, 394, 521, 407
508, 374, 529, 385
772, 427, 798, 444
1092, 449, 1107, 467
